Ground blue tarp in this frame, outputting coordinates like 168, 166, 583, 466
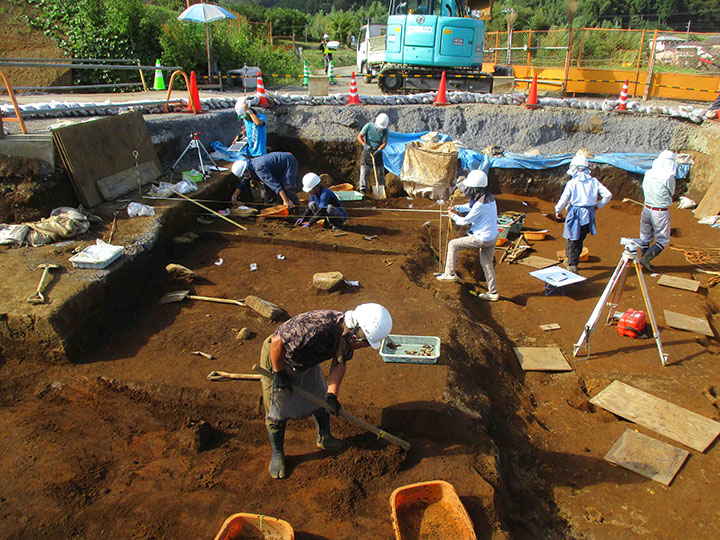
382, 132, 690, 179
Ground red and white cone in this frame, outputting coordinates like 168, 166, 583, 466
256, 70, 270, 107
347, 71, 362, 106
617, 80, 629, 111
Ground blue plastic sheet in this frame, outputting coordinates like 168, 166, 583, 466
383, 133, 690, 179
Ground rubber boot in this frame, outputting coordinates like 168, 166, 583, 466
267, 422, 287, 479
639, 244, 663, 273
314, 409, 343, 452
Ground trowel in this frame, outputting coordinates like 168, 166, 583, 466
370, 152, 386, 200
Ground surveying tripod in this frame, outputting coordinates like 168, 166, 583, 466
171, 132, 219, 179
573, 238, 668, 366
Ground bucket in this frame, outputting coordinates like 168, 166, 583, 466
390, 480, 476, 540
213, 513, 294, 540
557, 246, 589, 262
259, 205, 289, 218
522, 229, 548, 241
329, 183, 354, 192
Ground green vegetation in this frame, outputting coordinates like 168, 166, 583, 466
288, 41, 357, 71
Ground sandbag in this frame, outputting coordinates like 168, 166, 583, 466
401, 140, 458, 187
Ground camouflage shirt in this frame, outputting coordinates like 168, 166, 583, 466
275, 309, 353, 371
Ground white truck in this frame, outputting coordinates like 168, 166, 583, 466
356, 23, 386, 82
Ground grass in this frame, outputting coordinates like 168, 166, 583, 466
277, 39, 357, 70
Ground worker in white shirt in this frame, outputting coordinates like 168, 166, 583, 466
555, 153, 612, 275
436, 169, 500, 301
637, 150, 677, 272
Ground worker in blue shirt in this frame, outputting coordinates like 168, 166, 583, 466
555, 153, 612, 275
234, 96, 267, 157
231, 152, 300, 209
297, 173, 347, 229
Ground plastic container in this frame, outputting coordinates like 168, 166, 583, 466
497, 212, 525, 239
259, 205, 289, 218
496, 237, 507, 247
213, 513, 294, 540
380, 335, 441, 364
522, 229, 548, 241
329, 183, 355, 192
557, 246, 589, 262
334, 191, 364, 202
390, 480, 476, 540
69, 240, 123, 269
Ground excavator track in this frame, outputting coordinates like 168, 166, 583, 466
377, 64, 494, 95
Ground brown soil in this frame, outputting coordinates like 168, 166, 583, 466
397, 500, 472, 540
1, 176, 720, 539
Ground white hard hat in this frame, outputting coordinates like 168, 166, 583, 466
570, 154, 589, 168
462, 169, 488, 188
375, 113, 389, 130
344, 303, 393, 350
234, 97, 246, 116
302, 172, 321, 192
323, 34, 329, 40
231, 159, 248, 178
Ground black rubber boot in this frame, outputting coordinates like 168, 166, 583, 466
267, 422, 287, 479
314, 409, 343, 452
639, 244, 663, 273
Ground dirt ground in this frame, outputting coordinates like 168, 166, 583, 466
1, 171, 720, 539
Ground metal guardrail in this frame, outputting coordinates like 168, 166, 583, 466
0, 61, 180, 71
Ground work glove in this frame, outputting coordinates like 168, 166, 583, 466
272, 369, 293, 393
373, 148, 382, 156
325, 393, 342, 415
363, 144, 370, 152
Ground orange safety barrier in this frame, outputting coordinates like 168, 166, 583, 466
0, 70, 28, 134
163, 70, 197, 114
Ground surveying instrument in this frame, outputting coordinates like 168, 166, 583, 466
171, 131, 218, 179
573, 238, 667, 366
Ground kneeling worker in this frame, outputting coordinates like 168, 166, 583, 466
261, 303, 393, 479
231, 152, 300, 209
297, 173, 347, 229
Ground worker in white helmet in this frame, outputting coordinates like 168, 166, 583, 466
636, 150, 677, 272
437, 169, 501, 301
356, 113, 390, 194
233, 96, 266, 157
554, 153, 612, 275
231, 152, 300, 209
319, 33, 333, 74
296, 172, 347, 229
260, 303, 393, 479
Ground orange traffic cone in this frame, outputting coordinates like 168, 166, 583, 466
616, 80, 629, 111
347, 71, 362, 106
186, 70, 203, 114
256, 70, 270, 107
524, 73, 540, 109
433, 71, 449, 106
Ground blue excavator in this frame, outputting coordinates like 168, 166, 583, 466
377, 0, 508, 94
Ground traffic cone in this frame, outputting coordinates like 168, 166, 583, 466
153, 59, 165, 91
256, 70, 270, 107
433, 71, 449, 106
186, 70, 203, 113
524, 72, 540, 109
302, 61, 309, 86
328, 60, 336, 85
616, 80, 629, 111
347, 72, 362, 106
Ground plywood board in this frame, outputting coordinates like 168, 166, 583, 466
605, 429, 689, 486
695, 173, 720, 219
52, 111, 160, 207
590, 380, 720, 452
657, 274, 701, 292
96, 162, 162, 201
663, 310, 713, 336
513, 347, 572, 371
539, 323, 561, 331
518, 255, 558, 269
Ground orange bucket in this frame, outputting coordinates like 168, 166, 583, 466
259, 205, 289, 218
521, 229, 548, 241
213, 513, 294, 540
329, 183, 354, 192
496, 237, 507, 247
390, 480, 476, 540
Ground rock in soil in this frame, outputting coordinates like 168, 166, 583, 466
244, 295, 288, 321
176, 420, 220, 453
319, 173, 335, 187
165, 263, 197, 282
313, 271, 345, 292
385, 172, 405, 198
236, 327, 253, 340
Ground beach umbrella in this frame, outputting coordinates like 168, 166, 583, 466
178, 2, 236, 80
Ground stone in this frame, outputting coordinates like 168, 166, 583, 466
165, 263, 197, 282
236, 327, 252, 340
244, 295, 288, 321
385, 172, 405, 198
319, 173, 335, 188
313, 271, 345, 292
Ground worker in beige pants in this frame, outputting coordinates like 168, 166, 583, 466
443, 235, 498, 296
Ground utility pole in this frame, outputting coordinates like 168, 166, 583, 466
686, 20, 691, 40
501, 8, 517, 67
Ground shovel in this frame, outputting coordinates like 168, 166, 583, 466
159, 290, 246, 307
370, 151, 386, 200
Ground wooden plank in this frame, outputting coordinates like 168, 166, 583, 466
517, 255, 558, 269
52, 111, 161, 207
96, 161, 162, 201
695, 173, 720, 219
539, 323, 561, 331
590, 380, 720, 452
657, 274, 701, 292
664, 310, 713, 336
605, 429, 689, 486
513, 347, 572, 371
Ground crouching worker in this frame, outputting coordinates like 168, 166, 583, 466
296, 173, 347, 229
231, 152, 300, 210
436, 169, 500, 301
261, 303, 393, 479
554, 153, 612, 275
